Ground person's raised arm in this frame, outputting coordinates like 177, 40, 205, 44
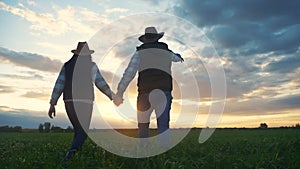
116, 51, 139, 97
92, 63, 113, 101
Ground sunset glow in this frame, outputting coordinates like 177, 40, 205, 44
0, 0, 299, 129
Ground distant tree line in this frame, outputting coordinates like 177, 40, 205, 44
259, 123, 300, 129
0, 125, 22, 132
1, 122, 299, 132
278, 123, 300, 129
0, 123, 73, 133
38, 122, 73, 133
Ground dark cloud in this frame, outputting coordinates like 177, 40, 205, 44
0, 85, 15, 94
112, 37, 139, 58
99, 69, 120, 83
270, 94, 300, 108
0, 46, 117, 83
265, 54, 300, 74
0, 73, 44, 80
174, 0, 300, 55
170, 0, 300, 117
0, 106, 70, 128
21, 91, 49, 99
0, 47, 62, 72
225, 94, 300, 115
209, 25, 249, 48
175, 0, 300, 27
141, 0, 163, 5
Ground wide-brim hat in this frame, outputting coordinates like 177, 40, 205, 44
71, 42, 94, 55
138, 26, 164, 43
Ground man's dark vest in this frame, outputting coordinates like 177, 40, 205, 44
63, 55, 94, 101
136, 42, 172, 94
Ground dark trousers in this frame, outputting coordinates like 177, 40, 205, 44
137, 90, 172, 147
65, 101, 93, 150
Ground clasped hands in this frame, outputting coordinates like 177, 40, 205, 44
112, 93, 123, 106
48, 92, 124, 118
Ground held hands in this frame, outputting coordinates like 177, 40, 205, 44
112, 93, 124, 106
48, 104, 56, 119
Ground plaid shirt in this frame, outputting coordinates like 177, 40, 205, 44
50, 63, 112, 105
117, 51, 183, 96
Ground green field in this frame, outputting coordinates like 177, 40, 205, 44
0, 129, 299, 169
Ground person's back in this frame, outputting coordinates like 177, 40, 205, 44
48, 42, 114, 161
137, 42, 173, 94
63, 55, 94, 101
115, 27, 184, 148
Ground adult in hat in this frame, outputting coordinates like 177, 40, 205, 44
48, 42, 114, 160
114, 26, 184, 148
70, 41, 94, 55
138, 26, 164, 43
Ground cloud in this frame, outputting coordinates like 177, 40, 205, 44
52, 5, 110, 35
265, 54, 300, 74
98, 69, 119, 82
0, 47, 62, 72
0, 1, 65, 35
112, 37, 139, 58
0, 105, 135, 129
27, 0, 36, 6
0, 46, 118, 92
141, 0, 163, 6
208, 25, 249, 48
36, 42, 70, 53
174, 0, 300, 26
0, 106, 70, 128
0, 2, 109, 36
0, 85, 15, 94
173, 0, 300, 55
170, 0, 300, 118
21, 91, 49, 99
0, 73, 43, 80
172, 1, 300, 85
105, 8, 129, 14
225, 94, 300, 115
270, 94, 300, 108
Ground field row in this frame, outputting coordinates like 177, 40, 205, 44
0, 129, 299, 169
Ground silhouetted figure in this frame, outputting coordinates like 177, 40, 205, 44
44, 122, 51, 132
48, 42, 113, 160
38, 123, 44, 132
114, 27, 184, 148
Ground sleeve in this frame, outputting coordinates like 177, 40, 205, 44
117, 51, 139, 97
50, 65, 66, 105
171, 52, 184, 62
92, 63, 113, 100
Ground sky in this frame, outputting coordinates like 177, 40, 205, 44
0, 0, 299, 129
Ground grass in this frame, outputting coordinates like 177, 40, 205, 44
0, 129, 299, 169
